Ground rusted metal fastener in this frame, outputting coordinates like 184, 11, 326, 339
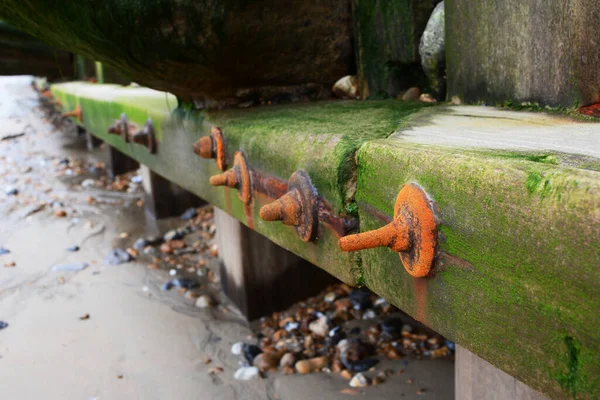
107, 113, 131, 143
338, 183, 438, 278
132, 119, 157, 153
192, 126, 227, 171
259, 169, 319, 242
62, 104, 83, 123
209, 151, 252, 205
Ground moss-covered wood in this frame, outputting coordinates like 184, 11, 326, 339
446, 0, 600, 107
355, 140, 600, 400
352, 0, 439, 99
1, 1, 353, 103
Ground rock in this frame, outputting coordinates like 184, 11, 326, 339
326, 326, 346, 347
284, 321, 299, 332
349, 373, 370, 388
5, 186, 18, 196
195, 294, 215, 308
233, 366, 260, 381
280, 353, 296, 368
324, 291, 337, 303
51, 262, 89, 272
253, 352, 280, 371
66, 245, 80, 252
382, 318, 404, 338
163, 229, 184, 242
338, 338, 378, 372
349, 288, 372, 310
243, 344, 263, 364
341, 369, 353, 380
419, 2, 445, 98
161, 278, 199, 291
295, 356, 328, 374
332, 75, 359, 99
169, 269, 177, 276
308, 316, 329, 337
81, 179, 95, 188
54, 210, 67, 217
0, 321, 8, 330
362, 309, 376, 320
104, 249, 132, 265
180, 207, 197, 220
419, 93, 437, 103
231, 342, 244, 356
402, 87, 421, 101
133, 238, 149, 250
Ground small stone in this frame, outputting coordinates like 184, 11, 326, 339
66, 245, 80, 252
126, 248, 138, 258
231, 342, 244, 356
169, 269, 177, 276
81, 179, 95, 188
295, 356, 328, 374
104, 249, 133, 265
332, 75, 359, 99
119, 232, 129, 239
243, 344, 262, 364
180, 207, 197, 220
341, 370, 353, 380
349, 288, 372, 310
0, 247, 9, 256
419, 93, 437, 103
417, 388, 427, 395
57, 277, 66, 284
402, 87, 421, 101
308, 316, 329, 337
349, 373, 369, 388
79, 313, 90, 320
195, 294, 215, 308
253, 352, 280, 371
324, 291, 337, 303
5, 187, 18, 196
142, 286, 149, 293
280, 353, 296, 368
160, 243, 173, 253
163, 229, 184, 242
161, 278, 199, 291
362, 309, 376, 320
54, 210, 67, 217
0, 321, 8, 329
133, 238, 149, 250
233, 366, 260, 381
3, 262, 15, 268
382, 318, 404, 338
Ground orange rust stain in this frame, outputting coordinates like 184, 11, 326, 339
244, 204, 254, 229
224, 187, 232, 214
259, 191, 301, 226
62, 104, 83, 123
192, 136, 213, 159
235, 151, 252, 205
412, 277, 428, 324
579, 103, 600, 118
212, 127, 227, 171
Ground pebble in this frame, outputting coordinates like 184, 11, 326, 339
279, 353, 295, 368
243, 344, 262, 364
295, 356, 328, 374
349, 373, 369, 388
195, 294, 215, 308
163, 229, 184, 242
341, 370, 353, 380
51, 262, 89, 272
66, 245, 80, 252
81, 179, 95, 188
5, 187, 18, 196
233, 366, 260, 381
104, 249, 132, 265
161, 278, 199, 291
0, 321, 8, 330
0, 247, 9, 256
324, 292, 337, 303
169, 269, 177, 276
349, 288, 372, 310
402, 87, 421, 101
308, 316, 329, 337
284, 321, 299, 332
133, 238, 149, 250
253, 352, 280, 371
362, 309, 376, 320
231, 342, 244, 356
180, 207, 197, 221
332, 75, 359, 99
382, 317, 404, 338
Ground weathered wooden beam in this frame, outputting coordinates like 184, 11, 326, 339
48, 82, 600, 399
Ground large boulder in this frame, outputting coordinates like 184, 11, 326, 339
419, 2, 445, 99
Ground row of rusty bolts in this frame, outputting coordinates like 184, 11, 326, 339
193, 127, 438, 278
44, 86, 437, 278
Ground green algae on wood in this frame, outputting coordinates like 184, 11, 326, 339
355, 139, 600, 400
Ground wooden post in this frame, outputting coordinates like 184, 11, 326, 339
140, 165, 205, 220
214, 207, 337, 320
456, 345, 550, 400
101, 145, 139, 180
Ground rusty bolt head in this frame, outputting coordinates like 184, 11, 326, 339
132, 119, 157, 153
62, 104, 83, 123
209, 151, 251, 205
338, 183, 438, 278
259, 169, 319, 242
192, 126, 227, 171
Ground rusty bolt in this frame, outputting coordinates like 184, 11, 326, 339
62, 104, 83, 123
338, 183, 438, 278
192, 126, 227, 171
209, 151, 251, 205
132, 119, 157, 153
107, 114, 131, 143
259, 169, 319, 242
